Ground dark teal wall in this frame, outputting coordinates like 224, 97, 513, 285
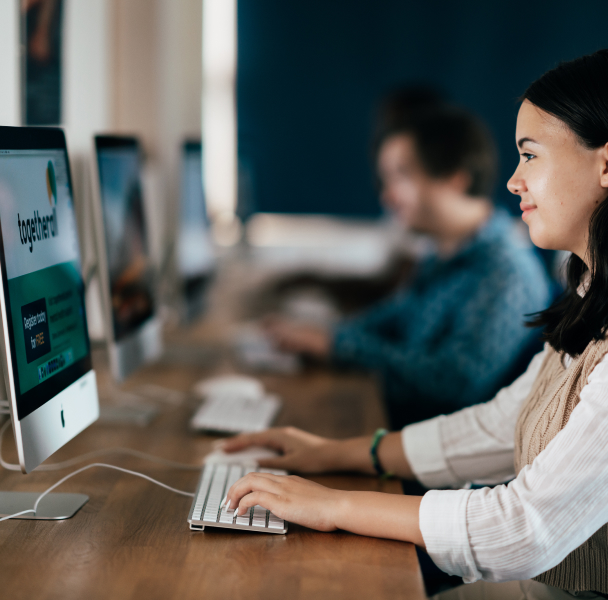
237, 0, 608, 217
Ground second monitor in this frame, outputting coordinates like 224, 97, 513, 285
90, 135, 162, 382
176, 140, 215, 323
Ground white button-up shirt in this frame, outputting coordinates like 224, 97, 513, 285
402, 345, 608, 583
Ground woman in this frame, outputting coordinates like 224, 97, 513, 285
222, 50, 608, 599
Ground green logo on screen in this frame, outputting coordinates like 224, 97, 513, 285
46, 161, 57, 206
16, 161, 59, 253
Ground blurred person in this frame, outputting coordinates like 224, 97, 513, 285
222, 49, 608, 599
265, 106, 552, 427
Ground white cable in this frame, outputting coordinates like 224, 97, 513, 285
39, 448, 203, 472
0, 462, 195, 523
0, 419, 203, 472
0, 509, 37, 521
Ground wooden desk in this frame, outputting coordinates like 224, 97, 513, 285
0, 261, 425, 600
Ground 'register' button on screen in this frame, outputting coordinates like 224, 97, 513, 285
21, 297, 51, 364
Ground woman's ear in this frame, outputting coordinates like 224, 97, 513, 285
600, 142, 608, 189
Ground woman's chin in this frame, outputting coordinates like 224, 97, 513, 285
528, 229, 563, 252
527, 223, 547, 250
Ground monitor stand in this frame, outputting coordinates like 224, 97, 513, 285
97, 379, 188, 427
0, 491, 88, 520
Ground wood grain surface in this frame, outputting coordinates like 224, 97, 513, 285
0, 259, 425, 600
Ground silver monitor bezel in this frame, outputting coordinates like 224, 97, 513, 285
89, 135, 162, 383
0, 126, 99, 473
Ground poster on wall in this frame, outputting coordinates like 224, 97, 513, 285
21, 0, 64, 126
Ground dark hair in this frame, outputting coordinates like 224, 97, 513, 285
375, 84, 447, 134
525, 49, 608, 356
376, 106, 497, 198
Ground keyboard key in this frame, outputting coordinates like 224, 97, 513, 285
252, 505, 267, 528
235, 507, 252, 526
219, 508, 237, 524
189, 464, 287, 533
193, 466, 214, 519
268, 514, 285, 530
227, 464, 243, 488
203, 465, 229, 522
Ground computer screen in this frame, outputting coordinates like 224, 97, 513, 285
177, 141, 214, 321
95, 139, 155, 342
178, 141, 214, 279
0, 148, 92, 422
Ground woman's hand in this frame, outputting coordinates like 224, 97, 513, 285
220, 427, 342, 473
225, 472, 344, 531
263, 316, 331, 358
221, 427, 416, 478
224, 472, 425, 545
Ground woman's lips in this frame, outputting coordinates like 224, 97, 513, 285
520, 202, 537, 220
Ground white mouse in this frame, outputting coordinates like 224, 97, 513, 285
192, 374, 265, 400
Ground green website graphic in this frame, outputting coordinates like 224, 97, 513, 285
8, 260, 88, 395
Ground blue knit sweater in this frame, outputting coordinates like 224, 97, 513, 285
331, 211, 552, 427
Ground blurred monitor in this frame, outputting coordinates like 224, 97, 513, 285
91, 135, 162, 382
177, 140, 215, 322
0, 126, 98, 475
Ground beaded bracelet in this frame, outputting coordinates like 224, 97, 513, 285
370, 428, 393, 478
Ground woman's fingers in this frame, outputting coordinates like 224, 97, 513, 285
234, 491, 282, 517
221, 429, 286, 453
220, 432, 260, 452
218, 427, 334, 474
226, 472, 285, 510
226, 473, 341, 532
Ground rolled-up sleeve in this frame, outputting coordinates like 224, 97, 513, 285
402, 347, 546, 489
402, 417, 459, 489
420, 488, 479, 582
414, 351, 608, 583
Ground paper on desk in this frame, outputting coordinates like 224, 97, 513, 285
204, 446, 280, 465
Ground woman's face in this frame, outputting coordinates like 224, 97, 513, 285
507, 100, 608, 259
377, 134, 467, 235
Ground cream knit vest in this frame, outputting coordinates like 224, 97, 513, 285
514, 340, 608, 593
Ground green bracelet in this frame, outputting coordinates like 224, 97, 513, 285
370, 428, 393, 478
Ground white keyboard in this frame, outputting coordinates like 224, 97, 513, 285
189, 394, 281, 434
187, 462, 288, 534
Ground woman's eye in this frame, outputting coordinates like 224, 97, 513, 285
521, 153, 535, 163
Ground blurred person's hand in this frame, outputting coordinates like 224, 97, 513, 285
263, 315, 331, 358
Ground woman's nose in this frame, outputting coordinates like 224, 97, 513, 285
507, 169, 526, 195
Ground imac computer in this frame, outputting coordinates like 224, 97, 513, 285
176, 140, 215, 322
90, 136, 162, 383
0, 126, 99, 517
